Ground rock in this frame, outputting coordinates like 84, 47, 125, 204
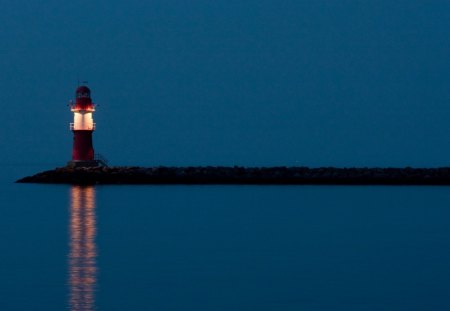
14, 166, 450, 185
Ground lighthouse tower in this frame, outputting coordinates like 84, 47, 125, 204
68, 85, 100, 167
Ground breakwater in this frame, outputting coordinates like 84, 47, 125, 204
15, 166, 450, 185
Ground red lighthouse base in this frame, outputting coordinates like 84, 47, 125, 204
67, 130, 100, 167
72, 130, 94, 161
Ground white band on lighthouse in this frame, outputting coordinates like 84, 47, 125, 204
73, 112, 95, 130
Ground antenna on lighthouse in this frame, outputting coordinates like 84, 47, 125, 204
76, 77, 88, 86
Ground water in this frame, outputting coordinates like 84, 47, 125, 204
2, 165, 450, 310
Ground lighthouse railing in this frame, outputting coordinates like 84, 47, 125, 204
95, 153, 109, 167
70, 123, 96, 131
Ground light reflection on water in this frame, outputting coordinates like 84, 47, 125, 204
68, 186, 97, 311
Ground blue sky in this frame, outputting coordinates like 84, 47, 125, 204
1, 0, 450, 167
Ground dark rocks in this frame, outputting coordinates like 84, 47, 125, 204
15, 166, 450, 185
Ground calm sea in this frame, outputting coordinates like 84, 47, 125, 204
2, 164, 450, 310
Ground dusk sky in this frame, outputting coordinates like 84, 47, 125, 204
2, 0, 450, 168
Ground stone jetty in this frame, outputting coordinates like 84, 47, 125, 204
15, 166, 450, 185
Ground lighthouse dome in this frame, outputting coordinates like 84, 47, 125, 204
76, 86, 91, 98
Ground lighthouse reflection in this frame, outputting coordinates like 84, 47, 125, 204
69, 186, 97, 311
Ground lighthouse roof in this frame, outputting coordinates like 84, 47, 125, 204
76, 85, 91, 94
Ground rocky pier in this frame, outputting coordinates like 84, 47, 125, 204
15, 166, 450, 185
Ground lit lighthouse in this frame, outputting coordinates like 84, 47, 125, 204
68, 85, 106, 167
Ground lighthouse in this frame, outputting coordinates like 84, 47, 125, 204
68, 85, 106, 167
